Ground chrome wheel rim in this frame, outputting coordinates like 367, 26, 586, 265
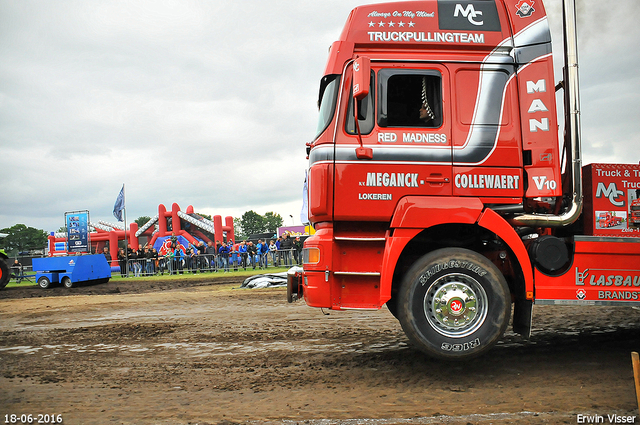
424, 273, 488, 338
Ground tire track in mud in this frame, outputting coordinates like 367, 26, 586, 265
0, 275, 244, 299
1, 281, 639, 423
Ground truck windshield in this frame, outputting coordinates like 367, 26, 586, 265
315, 75, 340, 139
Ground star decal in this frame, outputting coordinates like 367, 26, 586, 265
408, 21, 415, 27
398, 21, 405, 27
368, 21, 375, 27
388, 21, 395, 27
378, 21, 385, 27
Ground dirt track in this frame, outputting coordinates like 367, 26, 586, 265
1, 277, 639, 424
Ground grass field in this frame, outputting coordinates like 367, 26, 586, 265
4, 266, 293, 289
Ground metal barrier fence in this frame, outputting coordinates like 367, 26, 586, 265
117, 249, 301, 277
10, 264, 35, 283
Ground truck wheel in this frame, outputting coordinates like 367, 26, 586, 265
398, 247, 511, 360
62, 277, 73, 288
0, 260, 9, 289
38, 276, 51, 289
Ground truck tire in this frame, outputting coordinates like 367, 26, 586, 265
62, 277, 73, 288
397, 247, 510, 360
0, 259, 9, 289
38, 276, 51, 289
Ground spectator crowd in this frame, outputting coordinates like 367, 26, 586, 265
114, 233, 304, 277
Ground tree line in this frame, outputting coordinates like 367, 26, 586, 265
0, 210, 285, 256
0, 224, 48, 256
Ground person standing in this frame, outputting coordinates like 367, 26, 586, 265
218, 242, 230, 272
229, 241, 239, 271
11, 259, 23, 281
281, 233, 293, 266
215, 240, 223, 269
118, 248, 127, 277
127, 243, 135, 276
197, 241, 206, 271
127, 244, 137, 277
102, 246, 110, 264
238, 240, 248, 270
185, 243, 197, 273
275, 237, 282, 266
206, 241, 217, 271
135, 244, 145, 277
247, 241, 256, 269
269, 240, 277, 267
174, 244, 185, 274
293, 236, 303, 265
261, 239, 270, 268
247, 241, 257, 269
151, 248, 159, 275
166, 248, 175, 275
255, 240, 262, 269
145, 246, 155, 275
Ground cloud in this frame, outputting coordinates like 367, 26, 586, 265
545, 0, 640, 163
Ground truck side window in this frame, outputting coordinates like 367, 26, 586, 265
378, 69, 442, 128
345, 70, 375, 135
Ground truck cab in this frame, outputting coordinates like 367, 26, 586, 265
293, 0, 640, 360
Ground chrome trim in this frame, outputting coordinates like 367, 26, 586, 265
535, 299, 640, 307
514, 43, 552, 65
509, 0, 583, 228
310, 144, 450, 164
333, 271, 381, 276
574, 235, 640, 244
424, 273, 488, 338
512, 17, 551, 47
334, 237, 386, 242
339, 307, 381, 311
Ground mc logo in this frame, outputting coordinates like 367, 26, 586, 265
454, 4, 483, 26
595, 182, 625, 207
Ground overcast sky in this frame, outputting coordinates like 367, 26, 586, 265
1, 0, 639, 234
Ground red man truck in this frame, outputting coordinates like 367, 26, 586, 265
597, 212, 623, 229
288, 0, 640, 360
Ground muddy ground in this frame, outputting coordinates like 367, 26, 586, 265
1, 276, 639, 425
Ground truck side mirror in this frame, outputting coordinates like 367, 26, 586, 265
352, 56, 370, 100
352, 56, 373, 160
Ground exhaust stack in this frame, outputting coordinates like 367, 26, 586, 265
510, 0, 583, 227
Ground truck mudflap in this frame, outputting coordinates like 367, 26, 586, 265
287, 266, 304, 303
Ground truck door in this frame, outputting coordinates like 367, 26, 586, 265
333, 64, 453, 222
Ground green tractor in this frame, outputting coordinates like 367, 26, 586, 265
0, 248, 9, 289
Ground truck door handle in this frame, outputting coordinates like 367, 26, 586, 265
425, 175, 450, 184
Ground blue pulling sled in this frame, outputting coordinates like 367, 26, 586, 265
33, 255, 111, 289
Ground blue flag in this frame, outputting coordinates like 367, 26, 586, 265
113, 185, 125, 222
